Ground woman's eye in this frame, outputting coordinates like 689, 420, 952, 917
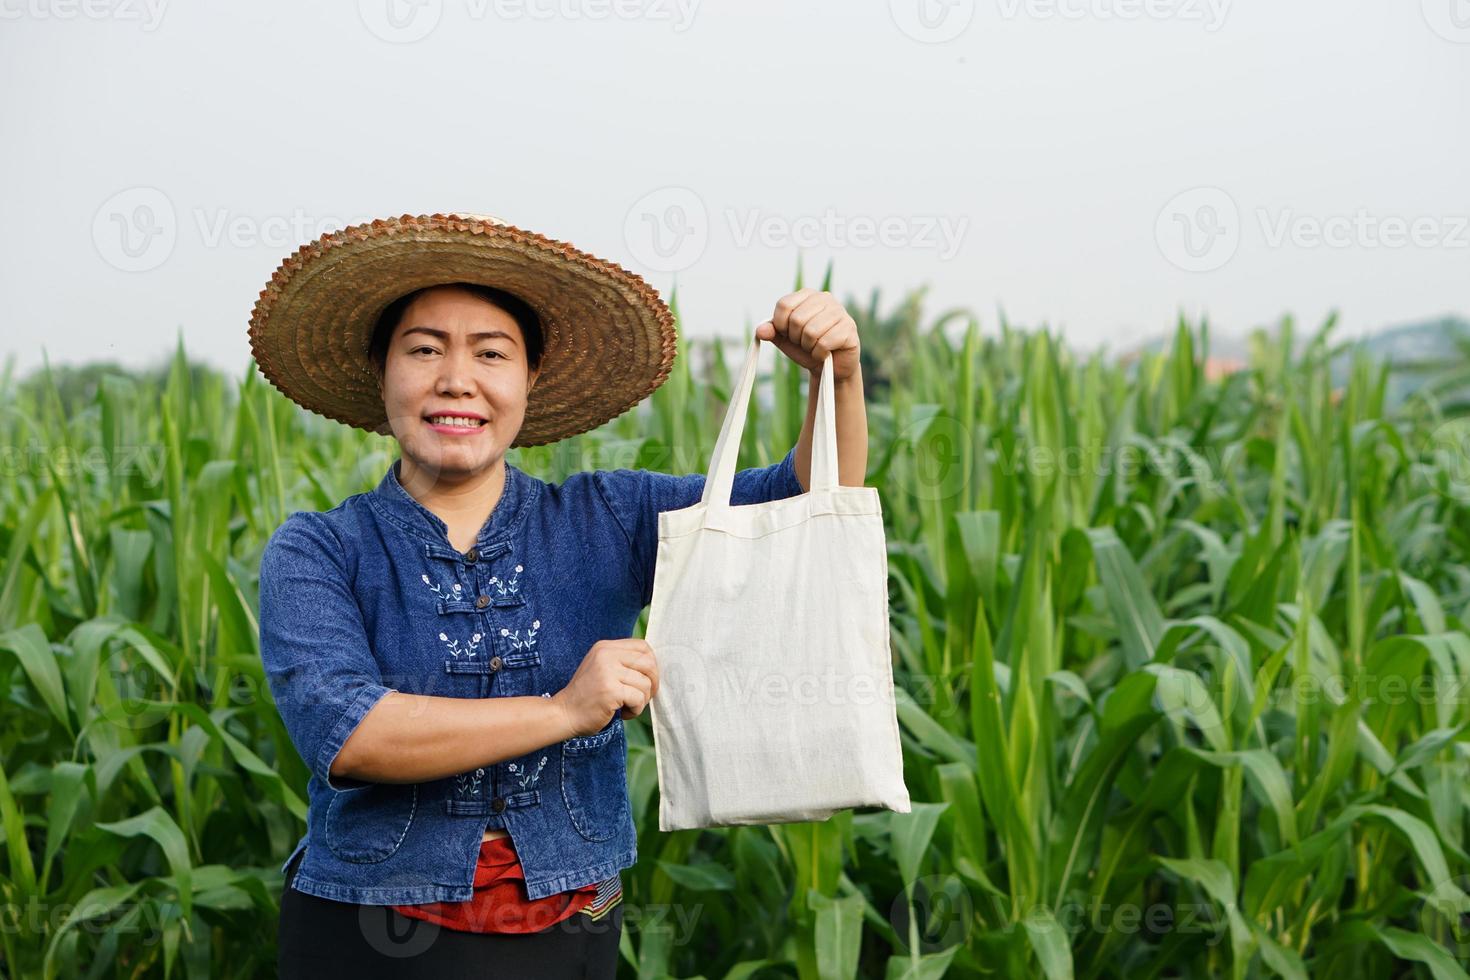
407, 346, 503, 359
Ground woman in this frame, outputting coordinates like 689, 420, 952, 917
250, 212, 865, 977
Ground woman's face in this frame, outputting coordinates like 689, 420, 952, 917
379, 285, 540, 482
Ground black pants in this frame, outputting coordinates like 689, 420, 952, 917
277, 848, 623, 979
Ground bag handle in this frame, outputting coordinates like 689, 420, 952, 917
700, 334, 840, 522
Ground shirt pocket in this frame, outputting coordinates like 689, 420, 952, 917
559, 715, 628, 843
324, 782, 419, 863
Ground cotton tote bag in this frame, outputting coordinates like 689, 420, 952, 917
644, 335, 911, 831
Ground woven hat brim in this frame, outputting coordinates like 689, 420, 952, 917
247, 212, 677, 447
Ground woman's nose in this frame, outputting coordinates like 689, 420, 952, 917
435, 351, 478, 393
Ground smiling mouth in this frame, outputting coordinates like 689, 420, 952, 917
424, 416, 488, 429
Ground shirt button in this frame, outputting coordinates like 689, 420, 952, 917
489, 656, 503, 671
464, 548, 478, 563
475, 595, 490, 609
491, 797, 506, 813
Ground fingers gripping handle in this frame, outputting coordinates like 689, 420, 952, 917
699, 335, 840, 526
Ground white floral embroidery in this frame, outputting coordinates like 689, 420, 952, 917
420, 573, 463, 601
487, 564, 523, 599
507, 756, 548, 790
456, 767, 485, 798
498, 619, 541, 652
439, 631, 484, 659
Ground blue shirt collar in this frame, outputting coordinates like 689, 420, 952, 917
371, 456, 535, 551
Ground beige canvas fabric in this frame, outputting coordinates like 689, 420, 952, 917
645, 336, 911, 830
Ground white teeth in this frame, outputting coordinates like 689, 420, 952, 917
427, 416, 484, 427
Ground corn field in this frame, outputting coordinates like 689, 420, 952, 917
3, 272, 1470, 978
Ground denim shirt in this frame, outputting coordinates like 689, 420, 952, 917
258, 446, 803, 904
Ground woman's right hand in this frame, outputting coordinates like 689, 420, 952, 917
551, 638, 660, 739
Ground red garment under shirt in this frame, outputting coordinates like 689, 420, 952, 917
390, 836, 599, 934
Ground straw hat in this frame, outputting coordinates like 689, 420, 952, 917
247, 212, 677, 447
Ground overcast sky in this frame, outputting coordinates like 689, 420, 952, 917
3, 0, 1467, 380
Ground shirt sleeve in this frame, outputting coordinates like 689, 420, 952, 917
257, 512, 396, 792
591, 444, 805, 609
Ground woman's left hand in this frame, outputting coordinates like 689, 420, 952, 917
755, 289, 861, 383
